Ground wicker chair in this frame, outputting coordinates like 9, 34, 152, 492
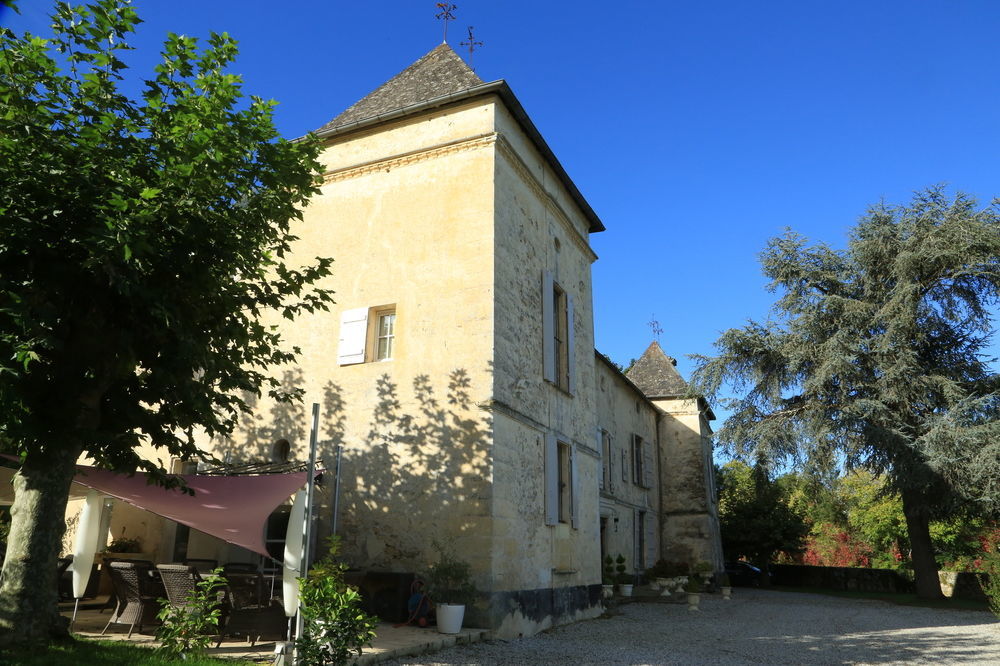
101, 561, 160, 637
156, 564, 202, 609
99, 558, 155, 613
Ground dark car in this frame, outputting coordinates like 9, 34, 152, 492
724, 561, 762, 587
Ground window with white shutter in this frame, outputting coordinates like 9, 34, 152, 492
337, 305, 397, 365
337, 308, 368, 365
541, 271, 573, 393
641, 439, 654, 489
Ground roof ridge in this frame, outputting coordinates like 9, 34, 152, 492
316, 43, 484, 134
625, 340, 689, 399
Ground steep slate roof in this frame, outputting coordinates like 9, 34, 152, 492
625, 341, 689, 399
317, 43, 484, 134
310, 43, 606, 234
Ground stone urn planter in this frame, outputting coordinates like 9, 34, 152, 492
602, 584, 614, 600
722, 586, 732, 600
687, 592, 701, 611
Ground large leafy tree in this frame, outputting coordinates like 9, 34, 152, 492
692, 189, 1000, 598
716, 461, 809, 571
0, 0, 332, 642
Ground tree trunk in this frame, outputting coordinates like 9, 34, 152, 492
0, 444, 83, 645
901, 488, 943, 600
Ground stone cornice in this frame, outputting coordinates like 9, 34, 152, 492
321, 132, 497, 184
494, 134, 598, 263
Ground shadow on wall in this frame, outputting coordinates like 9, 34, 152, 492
220, 367, 492, 578
333, 370, 492, 574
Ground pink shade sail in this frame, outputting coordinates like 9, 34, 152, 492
67, 465, 311, 558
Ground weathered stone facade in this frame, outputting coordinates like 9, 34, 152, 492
65, 43, 721, 638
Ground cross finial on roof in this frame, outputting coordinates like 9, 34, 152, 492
648, 314, 663, 341
460, 25, 483, 70
435, 3, 457, 43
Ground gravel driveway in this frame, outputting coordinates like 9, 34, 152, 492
384, 589, 1000, 665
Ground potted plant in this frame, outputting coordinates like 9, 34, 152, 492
685, 575, 702, 611
718, 572, 732, 600
601, 555, 616, 599
426, 542, 476, 634
614, 554, 632, 596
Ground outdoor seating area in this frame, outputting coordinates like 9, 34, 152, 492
62, 596, 489, 664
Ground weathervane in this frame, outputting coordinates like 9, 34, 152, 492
435, 3, 457, 43
460, 26, 483, 69
648, 315, 663, 341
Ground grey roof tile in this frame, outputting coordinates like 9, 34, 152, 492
625, 341, 689, 398
316, 43, 484, 134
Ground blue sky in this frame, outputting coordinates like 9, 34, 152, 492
5, 0, 999, 396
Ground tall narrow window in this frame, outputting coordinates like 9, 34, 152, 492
374, 308, 395, 360
552, 283, 568, 390
557, 441, 572, 524
600, 430, 612, 491
542, 272, 574, 393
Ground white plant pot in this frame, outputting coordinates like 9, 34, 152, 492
687, 593, 701, 611
437, 603, 465, 634
601, 584, 614, 599
722, 586, 732, 600
618, 584, 633, 597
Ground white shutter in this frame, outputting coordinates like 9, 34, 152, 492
542, 272, 555, 382
570, 443, 579, 529
642, 440, 654, 489
337, 307, 368, 365
566, 293, 575, 394
544, 433, 558, 525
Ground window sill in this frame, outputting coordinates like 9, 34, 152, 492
552, 568, 578, 575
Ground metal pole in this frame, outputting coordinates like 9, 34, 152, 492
294, 403, 320, 655
331, 445, 342, 536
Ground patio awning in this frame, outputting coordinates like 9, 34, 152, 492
0, 463, 311, 558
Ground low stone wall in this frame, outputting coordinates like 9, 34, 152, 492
938, 571, 988, 602
772, 564, 991, 602
771, 564, 915, 594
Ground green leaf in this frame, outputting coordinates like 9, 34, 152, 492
139, 187, 161, 199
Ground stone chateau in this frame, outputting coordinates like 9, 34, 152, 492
92, 43, 723, 637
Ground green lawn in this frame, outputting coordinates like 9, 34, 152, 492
0, 638, 257, 666
771, 585, 992, 612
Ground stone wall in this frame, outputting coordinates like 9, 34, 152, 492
771, 564, 915, 594
594, 356, 659, 574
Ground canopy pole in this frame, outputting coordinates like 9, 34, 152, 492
293, 403, 320, 661
331, 445, 342, 536
71, 598, 80, 630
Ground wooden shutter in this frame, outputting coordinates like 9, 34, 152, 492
570, 443, 579, 529
337, 307, 368, 365
542, 272, 555, 382
544, 433, 558, 526
566, 293, 575, 394
642, 439, 654, 489
621, 447, 628, 483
